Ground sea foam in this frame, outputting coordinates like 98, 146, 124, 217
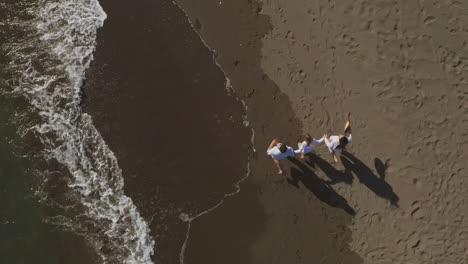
1, 0, 155, 263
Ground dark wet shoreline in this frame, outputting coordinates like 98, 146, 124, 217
82, 0, 251, 262
173, 1, 362, 263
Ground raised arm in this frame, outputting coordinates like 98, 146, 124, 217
345, 125, 352, 136
267, 139, 278, 151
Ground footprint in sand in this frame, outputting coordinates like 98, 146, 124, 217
424, 16, 436, 25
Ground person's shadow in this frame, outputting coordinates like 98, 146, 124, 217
306, 154, 354, 185
340, 151, 399, 206
287, 157, 356, 216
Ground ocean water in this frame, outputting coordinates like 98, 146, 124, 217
0, 0, 252, 263
0, 95, 99, 263
0, 0, 154, 262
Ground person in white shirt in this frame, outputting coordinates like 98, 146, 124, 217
294, 133, 326, 159
324, 123, 352, 163
266, 139, 295, 174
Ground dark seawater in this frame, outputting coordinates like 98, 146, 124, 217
0, 1, 98, 263
0, 96, 98, 264
1, 0, 252, 263
0, 0, 153, 263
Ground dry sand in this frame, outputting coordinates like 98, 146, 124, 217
177, 0, 467, 263
261, 1, 468, 262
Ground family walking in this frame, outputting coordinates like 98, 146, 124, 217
267, 121, 352, 174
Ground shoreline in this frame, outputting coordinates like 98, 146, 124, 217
177, 0, 468, 263
171, 2, 257, 262
175, 0, 362, 263
82, 0, 253, 262
1, 0, 465, 263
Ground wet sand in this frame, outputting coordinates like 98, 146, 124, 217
177, 0, 468, 264
84, 0, 467, 262
82, 0, 251, 262
174, 0, 361, 263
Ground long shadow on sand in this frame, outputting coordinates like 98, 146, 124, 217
287, 157, 356, 216
341, 151, 399, 206
306, 154, 354, 185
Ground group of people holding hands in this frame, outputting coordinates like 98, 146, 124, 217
267, 121, 352, 174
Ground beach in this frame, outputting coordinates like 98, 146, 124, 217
174, 0, 468, 263
0, 0, 466, 263
82, 0, 252, 262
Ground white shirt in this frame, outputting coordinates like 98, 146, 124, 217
327, 134, 352, 154
294, 141, 315, 154
267, 145, 295, 160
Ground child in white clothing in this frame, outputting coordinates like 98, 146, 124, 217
324, 122, 352, 163
294, 134, 326, 159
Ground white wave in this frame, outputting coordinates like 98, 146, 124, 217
2, 0, 155, 263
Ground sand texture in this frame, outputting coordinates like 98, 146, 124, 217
176, 0, 467, 263
260, 0, 467, 263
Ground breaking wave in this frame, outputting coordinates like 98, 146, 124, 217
0, 0, 155, 263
